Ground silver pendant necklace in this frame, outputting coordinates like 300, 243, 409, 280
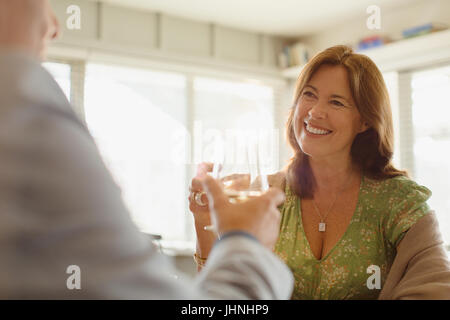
312, 195, 337, 232
312, 172, 354, 232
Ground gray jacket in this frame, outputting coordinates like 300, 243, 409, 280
0, 51, 293, 299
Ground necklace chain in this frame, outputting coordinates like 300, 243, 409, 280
311, 172, 355, 229
312, 194, 337, 223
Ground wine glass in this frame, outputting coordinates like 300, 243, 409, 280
204, 136, 270, 233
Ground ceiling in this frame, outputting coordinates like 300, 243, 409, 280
98, 0, 422, 37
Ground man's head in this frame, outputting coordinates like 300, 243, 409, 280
0, 0, 60, 60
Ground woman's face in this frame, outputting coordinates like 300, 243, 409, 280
293, 64, 368, 161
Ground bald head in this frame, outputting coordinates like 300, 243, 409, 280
0, 0, 60, 60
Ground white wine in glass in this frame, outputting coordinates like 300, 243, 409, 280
224, 189, 263, 204
204, 139, 269, 232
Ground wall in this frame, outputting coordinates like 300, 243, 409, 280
49, 0, 283, 70
48, 0, 293, 177
300, 0, 450, 55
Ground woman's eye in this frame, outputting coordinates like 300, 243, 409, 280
331, 100, 345, 107
303, 91, 316, 98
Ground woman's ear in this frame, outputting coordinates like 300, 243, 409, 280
359, 121, 370, 133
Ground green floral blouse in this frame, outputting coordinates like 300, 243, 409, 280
274, 174, 432, 300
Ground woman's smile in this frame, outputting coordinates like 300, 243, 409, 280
303, 120, 333, 137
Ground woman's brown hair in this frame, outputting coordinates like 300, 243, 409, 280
285, 45, 407, 198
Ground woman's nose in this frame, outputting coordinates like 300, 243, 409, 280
307, 101, 327, 119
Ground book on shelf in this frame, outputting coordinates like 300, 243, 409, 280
357, 35, 391, 51
402, 22, 448, 39
278, 42, 310, 69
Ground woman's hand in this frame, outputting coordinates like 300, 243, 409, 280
200, 175, 285, 251
189, 163, 218, 266
189, 163, 250, 223
189, 162, 214, 225
189, 164, 287, 269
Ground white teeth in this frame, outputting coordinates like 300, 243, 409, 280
305, 123, 331, 135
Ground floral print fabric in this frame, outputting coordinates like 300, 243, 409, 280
274, 174, 432, 299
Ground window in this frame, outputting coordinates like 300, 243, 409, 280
382, 72, 402, 168
42, 61, 71, 101
193, 77, 277, 174
83, 67, 279, 243
84, 63, 188, 241
411, 65, 450, 246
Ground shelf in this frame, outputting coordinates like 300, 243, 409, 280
281, 28, 450, 79
360, 28, 450, 72
281, 64, 304, 80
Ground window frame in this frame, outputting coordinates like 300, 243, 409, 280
46, 55, 284, 247
389, 66, 450, 249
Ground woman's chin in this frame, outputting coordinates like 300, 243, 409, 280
299, 143, 330, 159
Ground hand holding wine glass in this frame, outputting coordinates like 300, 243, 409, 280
189, 138, 284, 264
203, 140, 270, 233
198, 173, 285, 250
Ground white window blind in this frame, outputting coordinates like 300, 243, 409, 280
382, 72, 402, 169
411, 65, 450, 246
45, 58, 283, 244
84, 63, 188, 241
193, 77, 278, 174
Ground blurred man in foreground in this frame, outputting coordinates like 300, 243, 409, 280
0, 0, 293, 299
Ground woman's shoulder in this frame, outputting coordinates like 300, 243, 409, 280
363, 175, 433, 248
267, 171, 287, 191
363, 174, 432, 204
267, 171, 299, 208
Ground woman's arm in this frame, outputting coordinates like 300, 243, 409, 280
189, 163, 217, 271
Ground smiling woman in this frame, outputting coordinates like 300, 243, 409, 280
271, 45, 450, 299
188, 45, 450, 299
286, 45, 406, 199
